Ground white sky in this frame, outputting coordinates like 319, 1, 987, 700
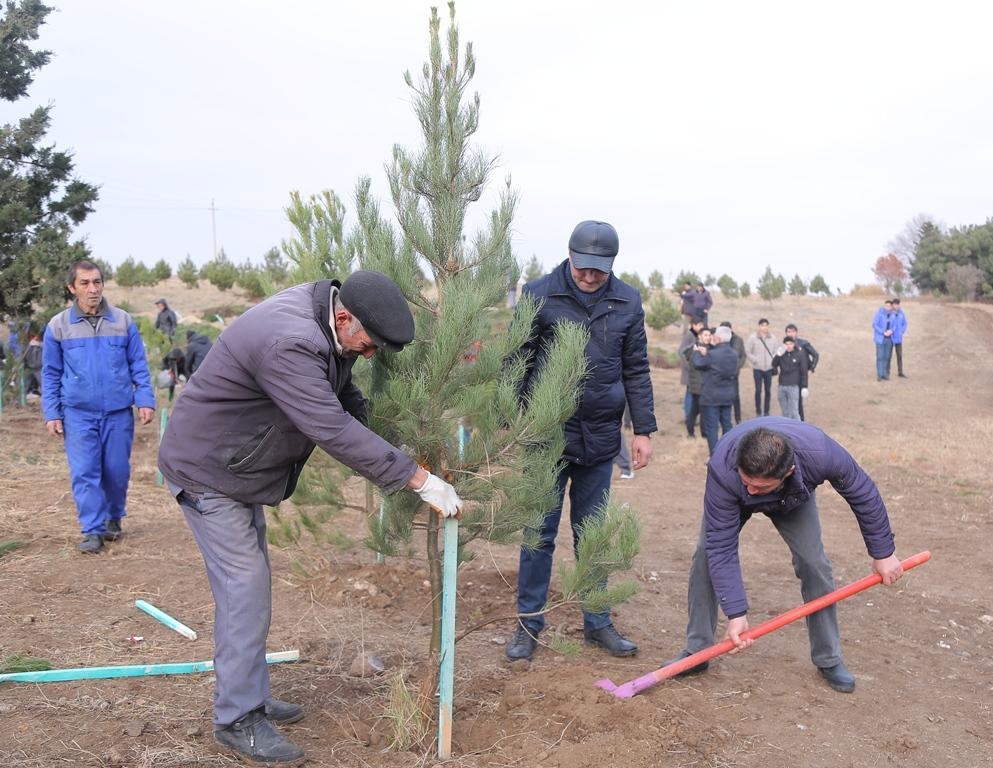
17, 0, 993, 292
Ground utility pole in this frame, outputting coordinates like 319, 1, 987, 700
209, 199, 218, 259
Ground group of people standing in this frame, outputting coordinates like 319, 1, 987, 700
681, 315, 819, 455
743, 320, 820, 422
872, 297, 909, 381
34, 247, 909, 765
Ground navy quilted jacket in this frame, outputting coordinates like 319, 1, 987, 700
516, 261, 657, 465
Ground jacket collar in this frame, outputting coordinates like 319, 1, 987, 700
69, 299, 111, 323
312, 279, 342, 352
739, 463, 811, 511
548, 259, 629, 303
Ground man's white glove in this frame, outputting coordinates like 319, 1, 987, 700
413, 472, 463, 518
800, 387, 809, 399
775, 345, 786, 357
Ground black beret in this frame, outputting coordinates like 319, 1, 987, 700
339, 270, 415, 353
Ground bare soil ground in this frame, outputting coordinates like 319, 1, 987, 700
2, 286, 992, 767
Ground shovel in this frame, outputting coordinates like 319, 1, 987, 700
596, 550, 931, 699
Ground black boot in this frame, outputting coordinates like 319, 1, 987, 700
818, 662, 855, 693
506, 626, 538, 661
103, 518, 123, 542
662, 650, 710, 678
584, 624, 638, 657
77, 535, 103, 554
265, 698, 304, 725
214, 708, 304, 765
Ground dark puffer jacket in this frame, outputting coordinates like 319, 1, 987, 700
693, 343, 739, 406
704, 417, 896, 618
516, 261, 657, 465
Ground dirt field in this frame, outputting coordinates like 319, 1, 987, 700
2, 284, 992, 767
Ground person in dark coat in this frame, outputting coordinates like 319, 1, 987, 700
183, 330, 213, 377
693, 325, 739, 455
678, 281, 695, 328
663, 418, 905, 693
679, 318, 708, 437
720, 320, 747, 424
158, 271, 464, 765
154, 298, 178, 341
771, 337, 808, 420
505, 220, 657, 662
689, 282, 713, 327
785, 323, 819, 421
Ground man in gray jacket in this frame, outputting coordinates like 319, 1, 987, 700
159, 271, 463, 765
744, 318, 776, 417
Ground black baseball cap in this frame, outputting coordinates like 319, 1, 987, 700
568, 220, 619, 272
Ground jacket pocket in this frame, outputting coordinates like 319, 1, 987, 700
227, 425, 281, 472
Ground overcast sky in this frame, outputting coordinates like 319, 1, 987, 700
19, 1, 993, 292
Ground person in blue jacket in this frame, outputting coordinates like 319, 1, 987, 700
664, 418, 904, 693
505, 220, 657, 662
42, 260, 156, 553
872, 299, 894, 380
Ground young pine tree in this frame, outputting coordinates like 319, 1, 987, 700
358, 4, 639, 656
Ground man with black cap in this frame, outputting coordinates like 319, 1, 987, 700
505, 220, 657, 662
158, 271, 463, 765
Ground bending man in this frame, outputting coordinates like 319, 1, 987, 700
159, 271, 463, 765
664, 417, 903, 693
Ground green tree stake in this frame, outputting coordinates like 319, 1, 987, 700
437, 515, 458, 759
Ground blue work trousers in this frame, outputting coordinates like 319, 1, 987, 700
63, 407, 134, 536
516, 460, 614, 634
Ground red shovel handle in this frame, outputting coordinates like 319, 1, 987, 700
614, 550, 930, 698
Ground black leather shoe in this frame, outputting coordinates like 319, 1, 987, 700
215, 709, 305, 765
506, 626, 538, 661
103, 518, 122, 542
898, 373, 908, 378
265, 698, 304, 725
662, 650, 710, 678
584, 624, 638, 657
77, 535, 103, 554
818, 662, 855, 693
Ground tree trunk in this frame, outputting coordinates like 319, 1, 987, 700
426, 509, 442, 656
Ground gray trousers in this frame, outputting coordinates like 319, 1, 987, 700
684, 494, 842, 668
177, 490, 272, 727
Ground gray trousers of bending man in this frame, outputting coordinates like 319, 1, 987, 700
684, 494, 843, 668
172, 487, 272, 727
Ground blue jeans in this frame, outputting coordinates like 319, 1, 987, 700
63, 407, 134, 535
875, 340, 892, 379
684, 390, 700, 436
516, 460, 614, 634
700, 404, 732, 455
